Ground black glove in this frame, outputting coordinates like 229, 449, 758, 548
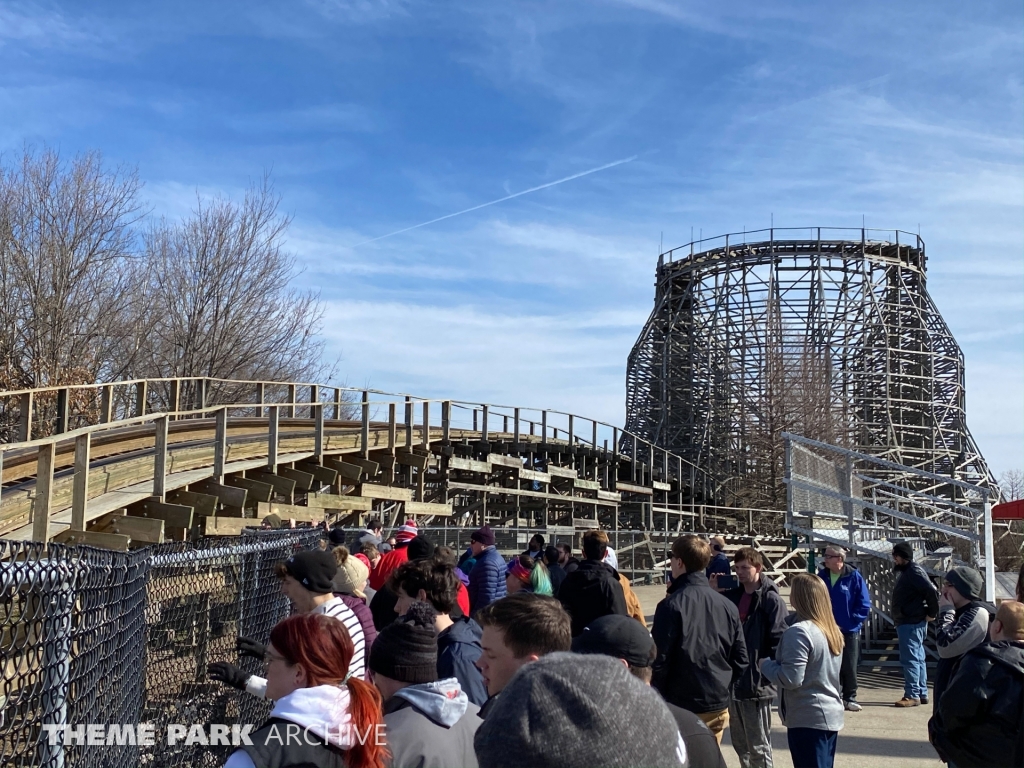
208, 662, 250, 690
236, 637, 266, 659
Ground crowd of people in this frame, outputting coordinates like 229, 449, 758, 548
207, 520, 1024, 768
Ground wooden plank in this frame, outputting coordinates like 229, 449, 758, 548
201, 516, 254, 536
307, 492, 373, 511
248, 470, 298, 497
488, 454, 522, 469
126, 499, 194, 529
296, 462, 339, 487
94, 514, 164, 544
545, 525, 575, 536
52, 529, 130, 551
572, 518, 601, 529
222, 475, 272, 505
345, 457, 380, 475
615, 481, 654, 496
257, 502, 328, 523
547, 465, 577, 479
219, 505, 247, 518
325, 459, 364, 481
597, 490, 621, 502
447, 481, 618, 508
278, 466, 315, 492
652, 481, 672, 491
166, 489, 218, 518
396, 450, 428, 470
449, 457, 491, 473
520, 468, 552, 481
193, 478, 250, 507
405, 501, 453, 517
518, 469, 551, 483
149, 570, 227, 600
574, 479, 601, 491
358, 483, 413, 502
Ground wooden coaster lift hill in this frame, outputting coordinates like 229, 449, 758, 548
0, 377, 736, 552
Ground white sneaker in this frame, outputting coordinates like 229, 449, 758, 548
845, 700, 862, 712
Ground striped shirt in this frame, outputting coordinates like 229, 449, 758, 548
244, 597, 367, 699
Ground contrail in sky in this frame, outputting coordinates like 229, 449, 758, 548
349, 154, 639, 247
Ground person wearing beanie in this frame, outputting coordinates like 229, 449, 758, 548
327, 526, 347, 548
332, 546, 377, 651
208, 548, 367, 700
890, 541, 939, 707
468, 526, 507, 614
369, 520, 420, 592
473, 652, 687, 768
369, 534, 439, 632
573, 614, 725, 768
370, 601, 482, 768
260, 513, 282, 530
932, 566, 995, 712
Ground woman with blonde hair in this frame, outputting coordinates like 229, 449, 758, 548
760, 572, 845, 768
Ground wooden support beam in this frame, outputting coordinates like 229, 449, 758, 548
405, 501, 453, 517
93, 512, 164, 544
278, 466, 315, 492
306, 493, 373, 511
361, 391, 370, 458
616, 481, 654, 496
213, 407, 227, 483
201, 516, 254, 536
358, 483, 413, 502
167, 489, 218, 517
296, 461, 339, 487
19, 392, 33, 442
169, 379, 181, 417
248, 469, 298, 499
268, 405, 280, 472
52, 529, 130, 551
195, 478, 251, 508
345, 457, 380, 476
100, 384, 113, 424
396, 450, 429, 470
153, 415, 169, 501
324, 459, 364, 482
135, 380, 148, 418
70, 433, 90, 532
126, 499, 194, 529
32, 443, 55, 542
257, 502, 328, 523
55, 388, 69, 434
449, 457, 491, 473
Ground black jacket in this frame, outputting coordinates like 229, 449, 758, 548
724, 574, 788, 700
557, 559, 628, 637
546, 561, 568, 594
651, 571, 750, 714
929, 640, 1024, 768
891, 562, 939, 626
666, 701, 727, 768
438, 617, 488, 707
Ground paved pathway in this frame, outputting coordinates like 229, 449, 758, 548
632, 585, 942, 768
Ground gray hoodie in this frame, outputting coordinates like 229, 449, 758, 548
760, 619, 844, 732
384, 678, 482, 768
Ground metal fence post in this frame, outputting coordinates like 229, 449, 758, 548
983, 495, 995, 603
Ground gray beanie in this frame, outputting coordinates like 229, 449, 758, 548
945, 566, 984, 601
473, 652, 685, 768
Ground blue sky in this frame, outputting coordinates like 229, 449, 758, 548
2, 1, 1022, 476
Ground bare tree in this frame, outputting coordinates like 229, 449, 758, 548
0, 147, 149, 436
1001, 470, 1024, 501
134, 175, 334, 406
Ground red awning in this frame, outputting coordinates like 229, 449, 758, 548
993, 499, 1024, 520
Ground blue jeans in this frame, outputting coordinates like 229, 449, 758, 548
787, 728, 837, 768
897, 621, 928, 699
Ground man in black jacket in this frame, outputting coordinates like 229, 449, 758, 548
557, 529, 628, 636
929, 600, 1024, 767
723, 547, 787, 768
652, 534, 749, 745
891, 541, 939, 707
543, 546, 568, 594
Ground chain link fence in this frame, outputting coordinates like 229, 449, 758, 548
0, 528, 319, 768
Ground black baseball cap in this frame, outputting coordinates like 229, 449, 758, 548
283, 549, 337, 594
571, 614, 655, 667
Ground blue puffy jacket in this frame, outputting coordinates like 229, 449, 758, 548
468, 546, 507, 614
438, 616, 487, 706
818, 564, 871, 633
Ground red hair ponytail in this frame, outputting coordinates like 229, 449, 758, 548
269, 614, 388, 768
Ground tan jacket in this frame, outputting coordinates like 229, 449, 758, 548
618, 573, 647, 625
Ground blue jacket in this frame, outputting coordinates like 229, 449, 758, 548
438, 617, 487, 706
706, 552, 731, 578
818, 564, 871, 633
468, 546, 507, 614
